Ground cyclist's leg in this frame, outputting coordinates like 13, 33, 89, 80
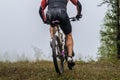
65, 33, 73, 57
50, 25, 57, 39
59, 15, 74, 57
64, 31, 75, 69
59, 13, 75, 69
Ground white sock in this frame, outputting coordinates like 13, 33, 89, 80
67, 57, 73, 61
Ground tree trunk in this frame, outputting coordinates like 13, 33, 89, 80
116, 0, 120, 59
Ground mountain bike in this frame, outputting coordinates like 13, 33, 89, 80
50, 17, 78, 74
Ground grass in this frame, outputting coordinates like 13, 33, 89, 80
0, 60, 120, 80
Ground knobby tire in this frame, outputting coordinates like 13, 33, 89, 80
52, 35, 64, 74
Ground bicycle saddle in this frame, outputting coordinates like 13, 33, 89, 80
51, 20, 60, 25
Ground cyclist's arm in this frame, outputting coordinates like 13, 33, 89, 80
70, 0, 82, 15
39, 0, 47, 22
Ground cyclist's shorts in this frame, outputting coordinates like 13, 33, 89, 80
46, 8, 72, 35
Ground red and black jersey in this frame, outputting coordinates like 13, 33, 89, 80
39, 0, 82, 22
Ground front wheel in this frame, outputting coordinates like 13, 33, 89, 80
51, 35, 64, 74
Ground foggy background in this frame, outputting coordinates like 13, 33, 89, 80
0, 0, 107, 62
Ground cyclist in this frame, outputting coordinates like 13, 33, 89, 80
39, 0, 82, 69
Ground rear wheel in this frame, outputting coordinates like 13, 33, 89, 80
51, 35, 64, 74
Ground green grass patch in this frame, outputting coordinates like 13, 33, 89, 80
0, 60, 120, 80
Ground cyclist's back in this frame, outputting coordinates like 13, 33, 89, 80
48, 0, 67, 9
40, 0, 82, 25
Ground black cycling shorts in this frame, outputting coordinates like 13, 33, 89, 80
46, 8, 72, 35
59, 15, 72, 35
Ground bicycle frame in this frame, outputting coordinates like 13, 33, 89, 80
54, 26, 65, 57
